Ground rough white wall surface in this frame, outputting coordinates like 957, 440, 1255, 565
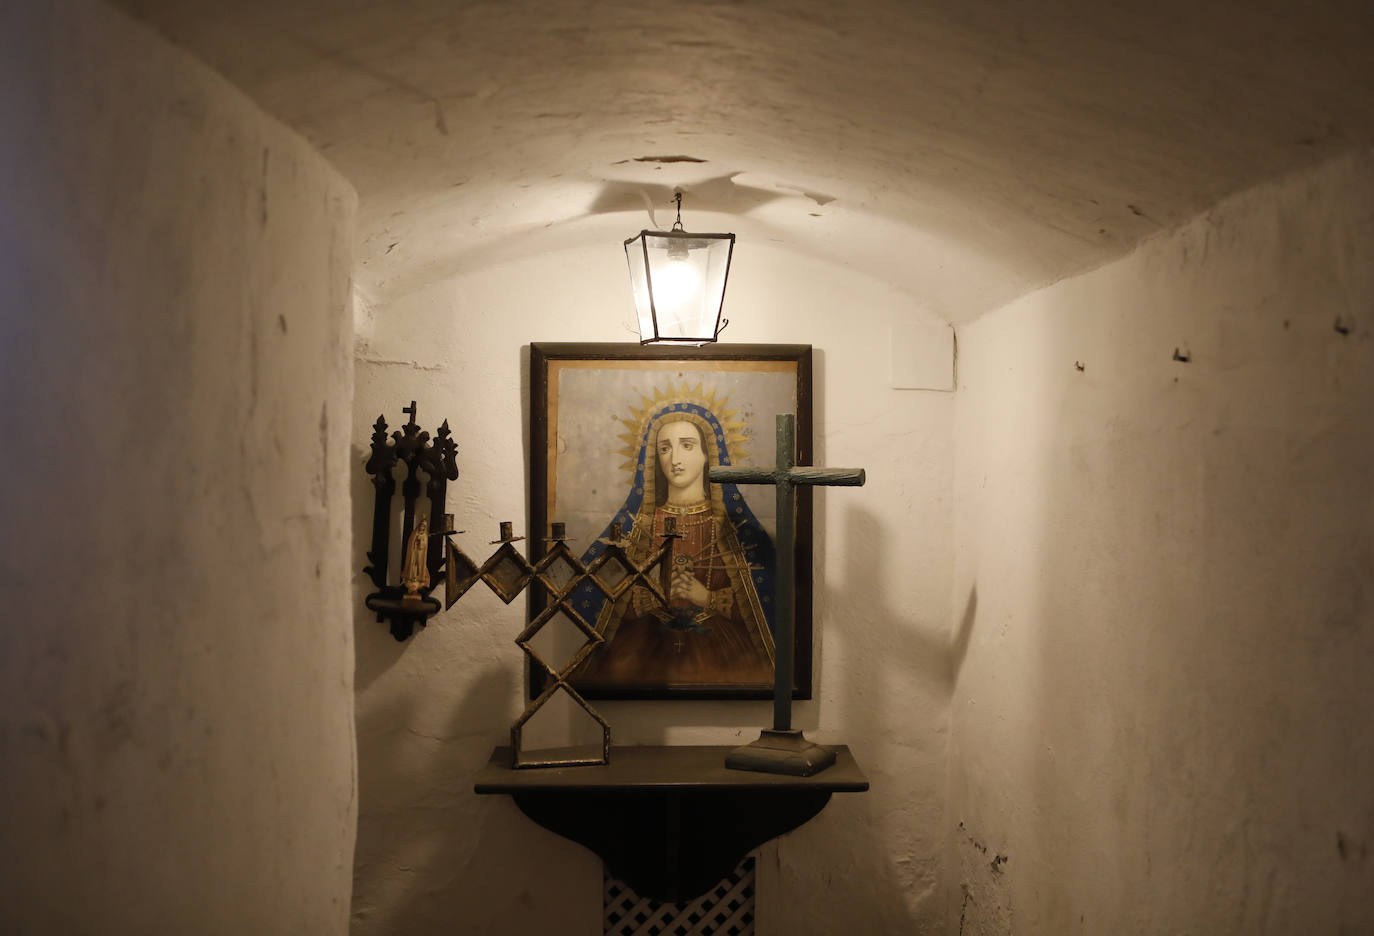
946, 151, 1374, 934
350, 240, 955, 934
0, 1, 358, 932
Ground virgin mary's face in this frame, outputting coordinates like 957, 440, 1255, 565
656, 420, 707, 493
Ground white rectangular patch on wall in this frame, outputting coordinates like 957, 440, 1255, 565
890, 320, 955, 390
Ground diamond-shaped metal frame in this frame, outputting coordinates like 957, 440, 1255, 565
586, 544, 639, 600
533, 541, 589, 599
438, 521, 679, 768
513, 549, 614, 767
632, 541, 673, 606
480, 541, 535, 604
444, 540, 482, 608
511, 681, 611, 769
515, 602, 602, 677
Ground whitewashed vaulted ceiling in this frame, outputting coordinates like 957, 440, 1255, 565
116, 0, 1374, 322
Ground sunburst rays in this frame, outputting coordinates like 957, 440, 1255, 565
615, 382, 750, 478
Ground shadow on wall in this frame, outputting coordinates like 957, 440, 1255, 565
347, 430, 602, 935
762, 502, 976, 934
833, 503, 975, 695
350, 441, 408, 694
350, 664, 597, 935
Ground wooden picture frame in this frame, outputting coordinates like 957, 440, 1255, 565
529, 342, 814, 700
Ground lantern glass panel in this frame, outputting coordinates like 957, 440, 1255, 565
624, 235, 656, 340
625, 231, 733, 343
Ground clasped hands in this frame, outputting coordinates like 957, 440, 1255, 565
669, 567, 711, 607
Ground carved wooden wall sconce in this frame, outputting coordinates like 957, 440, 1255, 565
363, 401, 459, 641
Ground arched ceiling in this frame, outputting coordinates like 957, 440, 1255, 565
117, 0, 1373, 322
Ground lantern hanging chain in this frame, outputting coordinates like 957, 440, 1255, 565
672, 191, 684, 232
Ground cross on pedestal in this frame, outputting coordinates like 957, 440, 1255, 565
709, 413, 865, 775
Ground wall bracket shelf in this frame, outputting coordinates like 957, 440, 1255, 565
474, 744, 868, 902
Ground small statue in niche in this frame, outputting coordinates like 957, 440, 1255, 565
401, 515, 431, 601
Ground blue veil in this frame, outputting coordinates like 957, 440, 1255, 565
567, 400, 777, 638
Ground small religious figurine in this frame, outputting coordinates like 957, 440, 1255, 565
401, 515, 431, 601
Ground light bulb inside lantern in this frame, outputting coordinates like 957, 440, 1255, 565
651, 257, 701, 328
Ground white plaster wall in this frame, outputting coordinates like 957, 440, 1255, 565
350, 236, 956, 934
0, 1, 358, 932
946, 151, 1374, 934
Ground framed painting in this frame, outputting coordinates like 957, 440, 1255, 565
529, 342, 814, 700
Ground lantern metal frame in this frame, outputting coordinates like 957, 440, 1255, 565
624, 192, 735, 345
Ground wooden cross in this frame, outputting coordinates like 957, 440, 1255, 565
710, 413, 865, 775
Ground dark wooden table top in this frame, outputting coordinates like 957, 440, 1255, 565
473, 744, 869, 794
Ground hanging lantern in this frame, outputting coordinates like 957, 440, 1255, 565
624, 192, 734, 345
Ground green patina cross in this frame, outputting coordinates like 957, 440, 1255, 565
710, 413, 865, 775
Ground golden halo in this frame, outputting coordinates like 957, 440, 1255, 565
615, 382, 750, 479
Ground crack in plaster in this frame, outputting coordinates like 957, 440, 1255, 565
291, 34, 449, 136
633, 155, 708, 163
403, 726, 486, 743
356, 356, 446, 372
259, 148, 270, 226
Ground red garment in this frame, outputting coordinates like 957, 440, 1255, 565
574, 503, 773, 690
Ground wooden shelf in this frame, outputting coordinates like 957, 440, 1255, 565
475, 744, 868, 901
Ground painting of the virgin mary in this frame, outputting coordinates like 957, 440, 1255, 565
531, 343, 812, 700
568, 394, 777, 691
